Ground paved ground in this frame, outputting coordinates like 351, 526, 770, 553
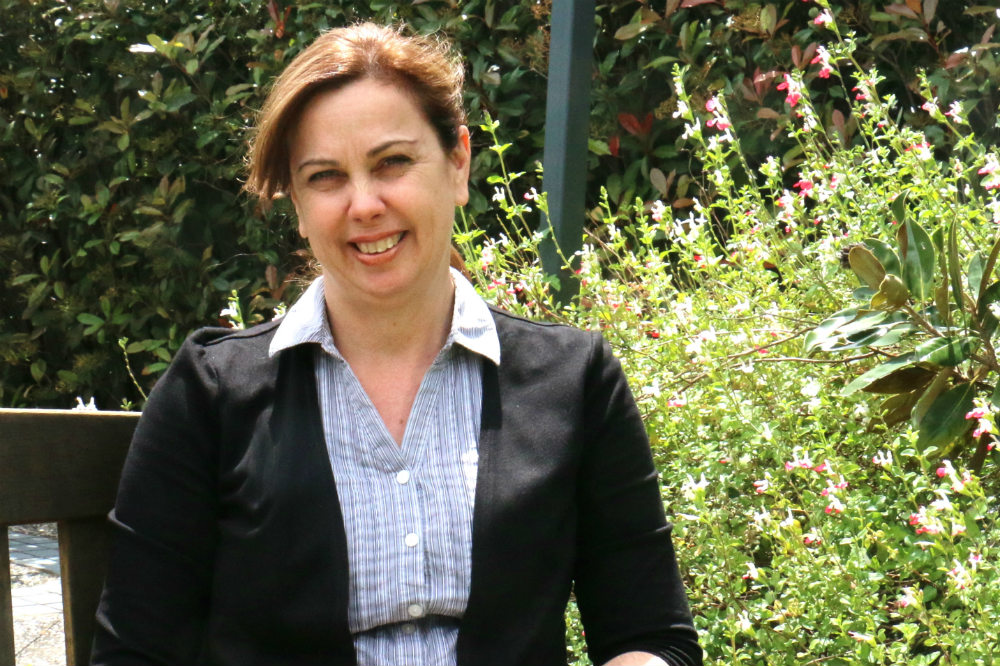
8, 525, 67, 666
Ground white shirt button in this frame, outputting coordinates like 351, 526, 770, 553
395, 469, 411, 485
404, 532, 419, 547
401, 622, 417, 635
407, 603, 424, 618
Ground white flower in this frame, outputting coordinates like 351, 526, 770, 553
72, 396, 98, 411
492, 186, 505, 203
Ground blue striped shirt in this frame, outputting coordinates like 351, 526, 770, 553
269, 269, 500, 666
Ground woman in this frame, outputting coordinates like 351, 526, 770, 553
92, 23, 702, 666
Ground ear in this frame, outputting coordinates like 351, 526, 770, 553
450, 125, 472, 207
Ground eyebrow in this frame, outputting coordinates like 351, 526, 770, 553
295, 139, 419, 173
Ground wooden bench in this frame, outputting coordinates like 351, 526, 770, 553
1, 408, 139, 665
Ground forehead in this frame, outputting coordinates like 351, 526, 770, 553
288, 79, 434, 160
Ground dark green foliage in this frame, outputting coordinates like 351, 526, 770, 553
1, 0, 996, 406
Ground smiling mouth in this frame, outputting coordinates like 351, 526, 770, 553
355, 232, 404, 255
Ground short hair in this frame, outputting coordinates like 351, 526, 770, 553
245, 22, 466, 202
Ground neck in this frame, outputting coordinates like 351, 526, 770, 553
322, 269, 455, 367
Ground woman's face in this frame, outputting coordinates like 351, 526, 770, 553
287, 77, 471, 308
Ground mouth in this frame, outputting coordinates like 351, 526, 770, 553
354, 232, 404, 255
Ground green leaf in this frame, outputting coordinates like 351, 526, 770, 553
805, 308, 861, 352
862, 365, 936, 394
871, 274, 909, 310
30, 360, 46, 383
890, 191, 909, 225
841, 352, 918, 396
917, 381, 976, 452
877, 391, 922, 427
76, 312, 104, 327
976, 281, 1000, 338
912, 336, 978, 366
948, 219, 965, 317
897, 221, 935, 302
912, 367, 955, 428
968, 252, 985, 297
978, 233, 1000, 304
849, 246, 886, 289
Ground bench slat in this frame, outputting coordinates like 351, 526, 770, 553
2, 529, 14, 665
60, 518, 113, 666
0, 409, 138, 525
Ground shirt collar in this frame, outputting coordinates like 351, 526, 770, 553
268, 268, 500, 366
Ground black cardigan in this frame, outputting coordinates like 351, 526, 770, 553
92, 308, 702, 666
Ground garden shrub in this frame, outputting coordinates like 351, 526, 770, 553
463, 3, 999, 662
2, 0, 997, 407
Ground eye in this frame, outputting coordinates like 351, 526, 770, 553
378, 154, 413, 170
307, 169, 344, 184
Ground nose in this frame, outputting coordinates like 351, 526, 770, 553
347, 179, 386, 223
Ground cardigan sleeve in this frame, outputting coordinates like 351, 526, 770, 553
573, 334, 702, 666
91, 331, 222, 665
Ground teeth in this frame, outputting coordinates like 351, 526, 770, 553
357, 233, 402, 255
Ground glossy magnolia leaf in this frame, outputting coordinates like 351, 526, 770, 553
890, 190, 910, 224
916, 381, 976, 453
877, 390, 922, 428
862, 365, 936, 394
871, 274, 909, 310
966, 252, 985, 300
912, 367, 954, 427
804, 307, 863, 353
849, 246, 886, 289
863, 238, 901, 277
841, 352, 918, 396
912, 336, 979, 366
979, 233, 1000, 303
976, 281, 1000, 338
897, 220, 935, 303
948, 219, 965, 317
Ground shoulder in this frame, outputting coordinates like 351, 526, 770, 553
487, 306, 613, 381
165, 320, 286, 390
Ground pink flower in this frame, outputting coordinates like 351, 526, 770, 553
667, 398, 686, 407
813, 9, 833, 26
825, 497, 844, 514
936, 460, 954, 478
908, 513, 921, 526
794, 179, 814, 196
776, 74, 801, 107
650, 199, 666, 222
967, 407, 988, 420
706, 116, 731, 131
705, 97, 719, 113
803, 531, 822, 545
753, 479, 769, 494
921, 100, 938, 114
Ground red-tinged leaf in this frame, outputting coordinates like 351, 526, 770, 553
665, 0, 682, 18
945, 50, 969, 69
609, 135, 620, 157
267, 0, 279, 23
640, 112, 653, 135
618, 113, 643, 136
754, 69, 779, 96
886, 3, 919, 19
650, 168, 669, 196
673, 198, 695, 208
741, 79, 761, 103
983, 24, 996, 44
791, 45, 803, 69
832, 109, 847, 142
905, 0, 922, 13
680, 0, 718, 7
802, 43, 818, 70
923, 0, 938, 21
756, 108, 781, 120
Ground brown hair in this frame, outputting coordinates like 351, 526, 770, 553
245, 22, 466, 202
